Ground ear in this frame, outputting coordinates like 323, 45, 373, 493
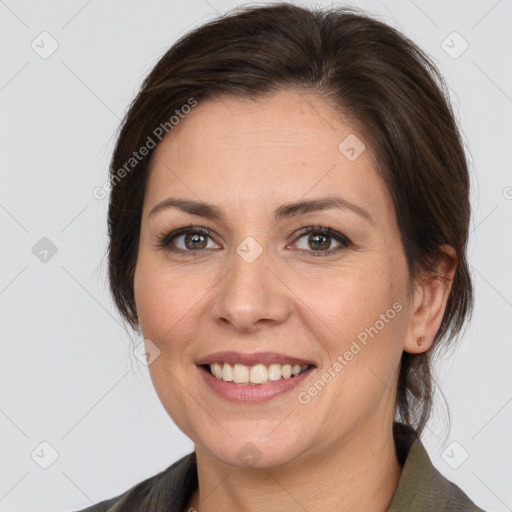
403, 244, 457, 354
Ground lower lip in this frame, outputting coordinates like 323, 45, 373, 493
198, 365, 315, 403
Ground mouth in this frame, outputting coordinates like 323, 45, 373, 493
196, 351, 317, 402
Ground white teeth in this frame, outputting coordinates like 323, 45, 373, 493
249, 364, 268, 384
268, 364, 282, 381
281, 364, 292, 379
222, 363, 234, 382
212, 363, 223, 379
233, 364, 249, 383
208, 362, 310, 384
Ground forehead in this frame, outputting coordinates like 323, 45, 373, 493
144, 90, 392, 222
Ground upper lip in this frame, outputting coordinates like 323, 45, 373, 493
196, 351, 316, 367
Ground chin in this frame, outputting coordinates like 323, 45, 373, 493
193, 422, 313, 469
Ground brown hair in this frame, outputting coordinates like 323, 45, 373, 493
106, 2, 473, 434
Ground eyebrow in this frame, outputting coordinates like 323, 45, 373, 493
148, 196, 373, 224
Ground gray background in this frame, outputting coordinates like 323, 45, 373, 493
1, 0, 511, 510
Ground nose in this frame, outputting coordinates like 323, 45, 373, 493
210, 245, 291, 333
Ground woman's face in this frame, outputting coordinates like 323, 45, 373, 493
134, 90, 415, 468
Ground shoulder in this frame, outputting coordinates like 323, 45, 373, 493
69, 452, 197, 512
70, 495, 120, 512
388, 423, 485, 511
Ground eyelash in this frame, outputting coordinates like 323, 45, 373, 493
155, 223, 352, 257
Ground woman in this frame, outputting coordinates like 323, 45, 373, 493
74, 3, 484, 511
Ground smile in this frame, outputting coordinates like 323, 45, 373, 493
196, 351, 317, 403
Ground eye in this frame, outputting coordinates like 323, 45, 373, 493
289, 225, 351, 256
156, 225, 220, 253
155, 224, 352, 256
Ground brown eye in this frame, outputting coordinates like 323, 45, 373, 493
158, 227, 221, 253
183, 232, 208, 250
307, 233, 332, 251
291, 226, 351, 256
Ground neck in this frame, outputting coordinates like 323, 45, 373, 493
186, 419, 402, 512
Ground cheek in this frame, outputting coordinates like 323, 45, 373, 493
134, 253, 197, 335
307, 257, 407, 378
297, 262, 399, 335
133, 254, 219, 377
134, 259, 202, 432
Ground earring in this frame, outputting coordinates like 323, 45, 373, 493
416, 335, 425, 347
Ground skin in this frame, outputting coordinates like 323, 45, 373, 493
133, 90, 456, 512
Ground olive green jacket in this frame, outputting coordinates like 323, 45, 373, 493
72, 423, 485, 511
